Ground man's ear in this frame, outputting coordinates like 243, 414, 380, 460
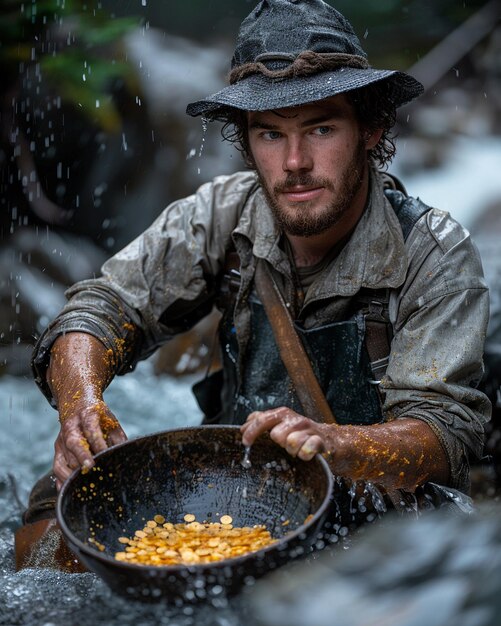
364, 128, 384, 150
244, 144, 256, 169
244, 153, 256, 169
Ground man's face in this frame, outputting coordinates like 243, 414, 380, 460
247, 95, 377, 238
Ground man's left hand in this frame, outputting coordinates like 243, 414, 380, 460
241, 406, 327, 461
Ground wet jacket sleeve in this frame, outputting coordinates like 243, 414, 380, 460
382, 209, 491, 491
31, 172, 258, 406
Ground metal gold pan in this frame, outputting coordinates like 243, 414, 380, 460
57, 425, 333, 602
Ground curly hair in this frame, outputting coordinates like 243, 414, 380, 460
219, 80, 398, 169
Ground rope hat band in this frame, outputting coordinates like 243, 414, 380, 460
229, 51, 370, 84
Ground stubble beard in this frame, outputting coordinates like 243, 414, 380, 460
257, 138, 367, 238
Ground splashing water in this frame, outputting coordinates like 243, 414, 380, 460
363, 482, 387, 516
241, 445, 252, 469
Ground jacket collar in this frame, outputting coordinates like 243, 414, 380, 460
234, 166, 408, 297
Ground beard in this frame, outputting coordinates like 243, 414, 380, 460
257, 138, 367, 238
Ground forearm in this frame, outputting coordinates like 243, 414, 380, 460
47, 332, 128, 487
241, 409, 450, 492
48, 333, 115, 420
324, 418, 449, 491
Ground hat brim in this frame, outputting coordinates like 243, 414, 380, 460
186, 68, 423, 119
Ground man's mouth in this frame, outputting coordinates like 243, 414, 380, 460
280, 186, 325, 202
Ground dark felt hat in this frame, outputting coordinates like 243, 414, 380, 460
186, 0, 423, 119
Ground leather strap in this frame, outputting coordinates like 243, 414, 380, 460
254, 258, 337, 425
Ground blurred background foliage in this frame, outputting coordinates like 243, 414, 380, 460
0, 0, 141, 131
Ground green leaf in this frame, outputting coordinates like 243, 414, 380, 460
77, 16, 141, 46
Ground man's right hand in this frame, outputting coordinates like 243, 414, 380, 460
53, 399, 127, 489
47, 332, 128, 489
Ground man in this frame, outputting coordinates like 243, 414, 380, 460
19, 0, 489, 565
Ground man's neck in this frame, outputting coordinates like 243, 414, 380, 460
286, 171, 370, 268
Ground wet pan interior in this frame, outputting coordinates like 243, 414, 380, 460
57, 426, 333, 601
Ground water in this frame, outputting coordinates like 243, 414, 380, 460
393, 136, 501, 231
364, 482, 387, 515
0, 361, 248, 625
240, 445, 252, 470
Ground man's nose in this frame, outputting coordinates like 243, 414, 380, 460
283, 137, 313, 172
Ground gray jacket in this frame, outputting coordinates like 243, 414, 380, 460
32, 168, 491, 491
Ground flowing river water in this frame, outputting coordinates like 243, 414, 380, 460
0, 363, 239, 625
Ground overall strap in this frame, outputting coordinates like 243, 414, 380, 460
362, 188, 432, 381
385, 188, 432, 241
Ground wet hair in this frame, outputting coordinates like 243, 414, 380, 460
220, 80, 398, 169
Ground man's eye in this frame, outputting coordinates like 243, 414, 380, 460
263, 130, 281, 140
313, 126, 332, 136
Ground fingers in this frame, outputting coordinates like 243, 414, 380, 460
106, 425, 128, 447
60, 417, 96, 467
81, 416, 108, 455
54, 401, 126, 488
53, 433, 81, 488
284, 430, 310, 456
241, 407, 326, 461
283, 431, 324, 460
241, 407, 292, 446
296, 434, 324, 460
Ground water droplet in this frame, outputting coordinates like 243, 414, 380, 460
241, 445, 252, 469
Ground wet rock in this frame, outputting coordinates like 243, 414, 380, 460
244, 503, 501, 626
0, 228, 106, 376
153, 309, 222, 376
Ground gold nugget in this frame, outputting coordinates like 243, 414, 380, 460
111, 514, 276, 566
